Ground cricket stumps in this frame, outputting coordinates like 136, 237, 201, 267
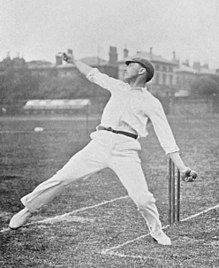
168, 158, 181, 224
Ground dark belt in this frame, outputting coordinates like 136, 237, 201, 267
97, 126, 138, 139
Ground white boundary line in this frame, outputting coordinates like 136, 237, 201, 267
0, 130, 79, 134
180, 204, 219, 222
0, 195, 128, 233
100, 203, 219, 259
0, 116, 99, 122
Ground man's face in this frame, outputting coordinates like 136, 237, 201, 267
123, 62, 145, 83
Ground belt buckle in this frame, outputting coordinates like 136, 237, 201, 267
107, 127, 113, 132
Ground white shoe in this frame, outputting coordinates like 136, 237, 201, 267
150, 230, 171, 245
9, 207, 32, 230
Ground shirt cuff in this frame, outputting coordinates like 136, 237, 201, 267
164, 145, 180, 155
86, 68, 99, 80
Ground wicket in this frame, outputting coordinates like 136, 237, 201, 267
168, 158, 181, 224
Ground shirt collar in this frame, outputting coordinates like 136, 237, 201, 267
131, 86, 148, 91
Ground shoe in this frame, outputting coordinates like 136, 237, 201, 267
150, 229, 171, 245
9, 207, 32, 230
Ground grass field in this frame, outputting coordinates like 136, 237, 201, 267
0, 114, 218, 268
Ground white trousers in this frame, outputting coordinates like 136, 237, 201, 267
21, 130, 162, 233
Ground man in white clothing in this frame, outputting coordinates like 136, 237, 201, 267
9, 52, 197, 246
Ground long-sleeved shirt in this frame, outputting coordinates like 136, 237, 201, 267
87, 68, 179, 154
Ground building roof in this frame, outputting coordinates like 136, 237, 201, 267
175, 63, 217, 75
175, 64, 197, 74
56, 63, 74, 69
199, 67, 216, 75
120, 51, 176, 65
27, 60, 54, 69
80, 57, 108, 66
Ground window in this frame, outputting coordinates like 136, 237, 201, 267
169, 75, 173, 85
155, 64, 160, 71
162, 74, 166, 84
155, 73, 160, 84
176, 76, 180, 85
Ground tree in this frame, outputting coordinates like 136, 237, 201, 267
0, 67, 40, 113
0, 59, 110, 114
191, 76, 219, 97
37, 69, 109, 100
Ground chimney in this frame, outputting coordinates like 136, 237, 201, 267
150, 47, 153, 59
183, 59, 190, 67
123, 48, 129, 59
109, 46, 118, 66
202, 63, 209, 69
56, 55, 63, 65
172, 51, 176, 61
193, 61, 201, 71
6, 51, 11, 59
67, 49, 73, 55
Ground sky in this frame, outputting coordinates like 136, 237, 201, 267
1, 0, 219, 68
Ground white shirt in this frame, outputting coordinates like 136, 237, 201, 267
87, 68, 179, 154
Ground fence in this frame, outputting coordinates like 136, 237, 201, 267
168, 97, 215, 116
0, 97, 218, 117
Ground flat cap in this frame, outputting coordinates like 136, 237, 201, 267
125, 57, 155, 82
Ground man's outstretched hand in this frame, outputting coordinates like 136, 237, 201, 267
58, 52, 74, 64
181, 169, 198, 182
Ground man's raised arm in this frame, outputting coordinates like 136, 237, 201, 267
60, 51, 124, 92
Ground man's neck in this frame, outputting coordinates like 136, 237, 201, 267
129, 80, 146, 88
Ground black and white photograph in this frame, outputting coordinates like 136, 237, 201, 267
0, 0, 218, 267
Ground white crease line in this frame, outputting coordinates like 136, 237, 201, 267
101, 224, 169, 255
0, 195, 128, 233
104, 251, 164, 261
180, 203, 219, 222
36, 195, 128, 224
101, 203, 219, 256
101, 234, 151, 254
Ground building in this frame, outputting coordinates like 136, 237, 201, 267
1, 47, 218, 97
27, 60, 56, 78
174, 60, 217, 96
174, 61, 197, 96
